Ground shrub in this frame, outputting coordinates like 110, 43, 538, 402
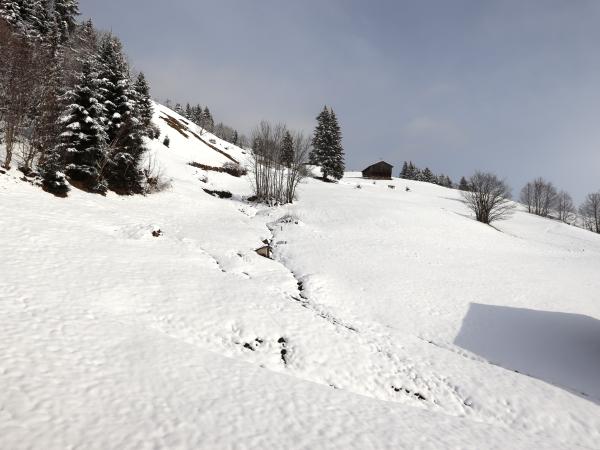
188, 161, 247, 177
142, 154, 171, 194
203, 188, 232, 199
222, 162, 247, 177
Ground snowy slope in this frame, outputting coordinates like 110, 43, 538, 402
1, 103, 599, 449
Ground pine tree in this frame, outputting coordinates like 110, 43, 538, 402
56, 56, 108, 193
422, 167, 434, 183
191, 105, 202, 125
37, 32, 67, 191
309, 106, 329, 166
14, 0, 52, 37
53, 0, 79, 43
406, 161, 417, 180
400, 161, 409, 178
174, 103, 183, 115
98, 35, 129, 139
133, 72, 154, 136
281, 130, 294, 168
325, 108, 345, 180
0, 1, 23, 28
458, 176, 470, 191
202, 106, 214, 131
310, 106, 345, 181
77, 18, 98, 53
98, 34, 146, 193
184, 102, 192, 119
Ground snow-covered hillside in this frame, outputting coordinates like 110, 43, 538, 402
1, 103, 599, 449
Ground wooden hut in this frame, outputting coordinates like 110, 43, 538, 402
362, 161, 393, 180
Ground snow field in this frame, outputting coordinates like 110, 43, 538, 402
1, 104, 599, 449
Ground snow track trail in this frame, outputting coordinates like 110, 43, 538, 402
1, 103, 599, 449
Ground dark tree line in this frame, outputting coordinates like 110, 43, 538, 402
399, 161, 453, 188
0, 1, 155, 196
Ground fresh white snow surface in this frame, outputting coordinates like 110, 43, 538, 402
1, 104, 599, 449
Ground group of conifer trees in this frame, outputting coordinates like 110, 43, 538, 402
399, 161, 453, 188
172, 102, 214, 132
168, 100, 247, 148
0, 0, 155, 196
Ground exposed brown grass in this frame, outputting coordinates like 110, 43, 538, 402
188, 130, 239, 164
159, 114, 189, 138
189, 161, 247, 177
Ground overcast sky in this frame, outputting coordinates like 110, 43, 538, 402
79, 0, 600, 200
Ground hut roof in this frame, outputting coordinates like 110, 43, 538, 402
363, 161, 394, 171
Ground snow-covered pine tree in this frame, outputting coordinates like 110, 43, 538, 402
184, 102, 192, 120
0, 0, 23, 28
323, 108, 345, 180
56, 56, 108, 192
309, 106, 329, 168
53, 0, 79, 43
191, 105, 202, 125
202, 106, 214, 131
0, 0, 47, 37
98, 34, 146, 193
133, 72, 154, 136
281, 130, 294, 168
34, 0, 54, 37
98, 35, 130, 139
174, 103, 183, 115
406, 161, 417, 180
74, 18, 98, 56
422, 167, 434, 183
458, 176, 470, 191
435, 174, 452, 187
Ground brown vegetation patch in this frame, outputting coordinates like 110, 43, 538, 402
188, 130, 239, 164
159, 114, 189, 138
203, 188, 233, 199
189, 161, 247, 177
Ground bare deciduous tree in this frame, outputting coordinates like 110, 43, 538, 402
462, 172, 514, 225
555, 190, 576, 224
249, 121, 309, 204
284, 132, 310, 204
520, 177, 557, 217
0, 19, 63, 171
0, 21, 40, 168
579, 192, 600, 233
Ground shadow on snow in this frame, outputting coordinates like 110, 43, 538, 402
454, 303, 600, 405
